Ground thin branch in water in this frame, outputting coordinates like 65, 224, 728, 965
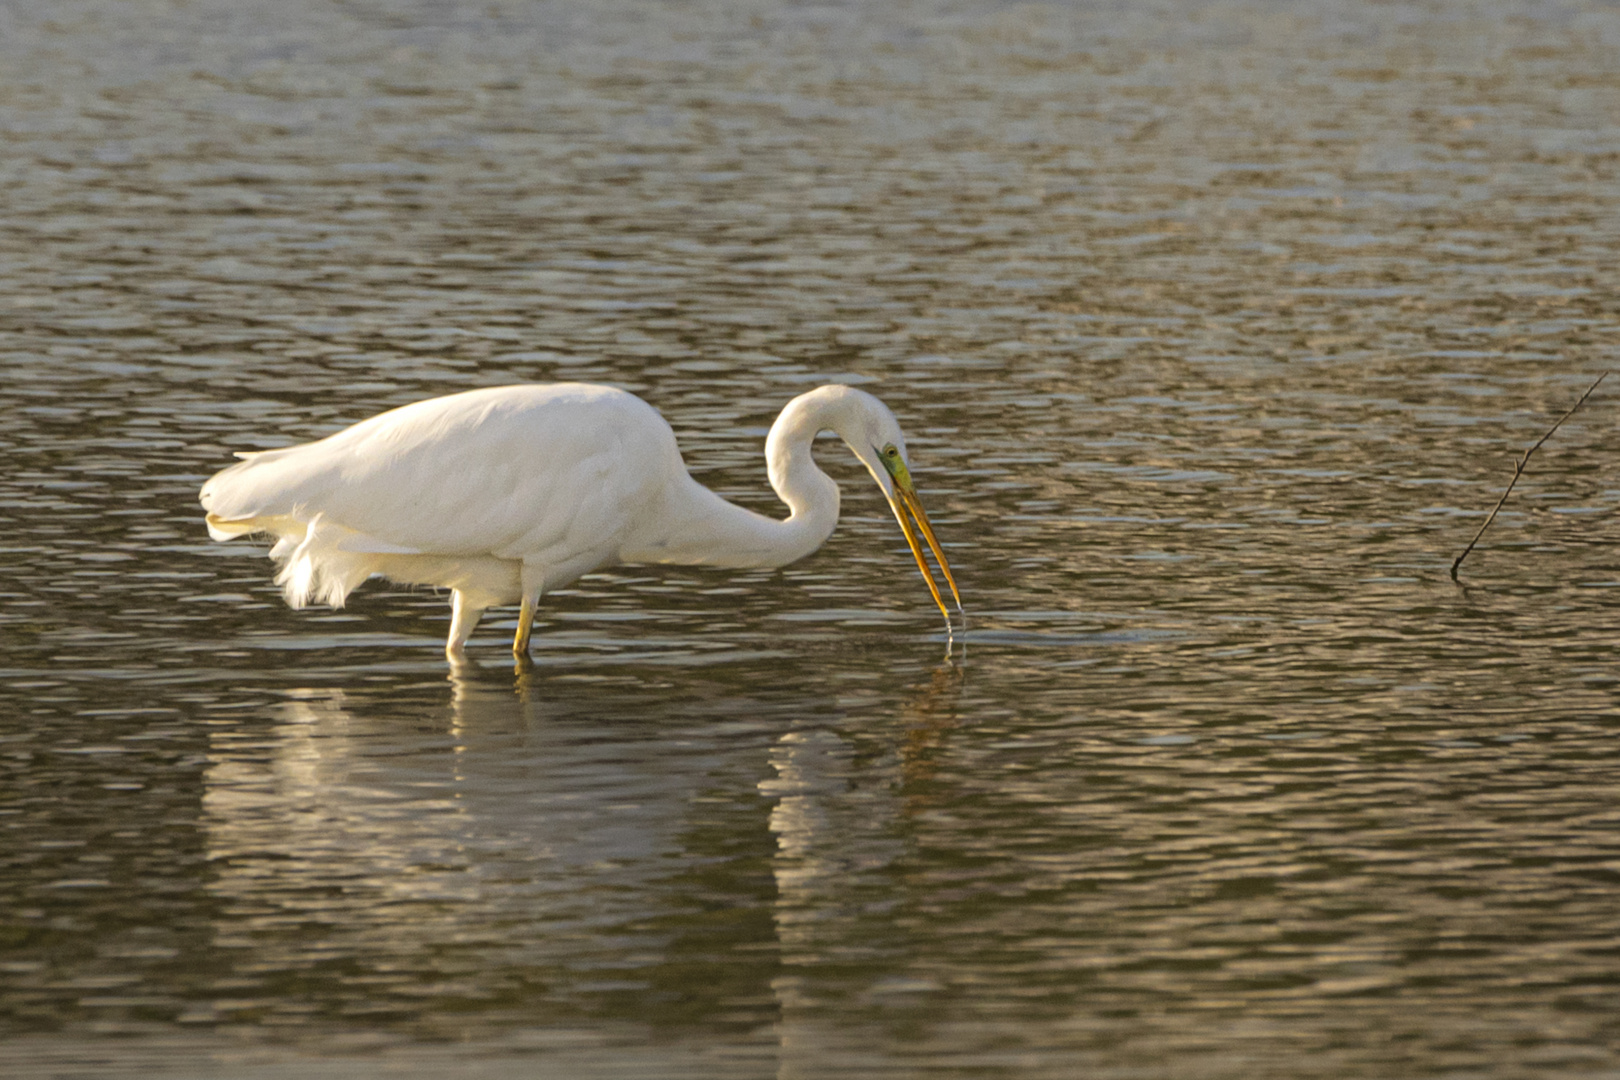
1450, 371, 1611, 582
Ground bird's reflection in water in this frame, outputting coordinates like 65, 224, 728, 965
446, 649, 537, 723
198, 654, 965, 1049
200, 668, 707, 1029
898, 660, 967, 807
764, 661, 964, 1078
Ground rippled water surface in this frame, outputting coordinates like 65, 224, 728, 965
4, 1, 1620, 1076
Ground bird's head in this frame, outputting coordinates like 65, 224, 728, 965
834, 389, 964, 631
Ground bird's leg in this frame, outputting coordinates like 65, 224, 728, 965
446, 590, 485, 657
514, 594, 538, 658
515, 562, 545, 658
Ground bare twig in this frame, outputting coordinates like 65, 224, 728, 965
1450, 371, 1611, 582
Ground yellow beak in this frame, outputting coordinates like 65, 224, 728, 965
883, 470, 962, 630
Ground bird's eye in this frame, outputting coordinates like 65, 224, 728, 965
883, 445, 899, 458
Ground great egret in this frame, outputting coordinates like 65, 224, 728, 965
200, 383, 962, 658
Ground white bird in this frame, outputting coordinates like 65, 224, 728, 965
200, 383, 962, 659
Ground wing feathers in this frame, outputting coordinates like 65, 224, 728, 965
199, 383, 687, 609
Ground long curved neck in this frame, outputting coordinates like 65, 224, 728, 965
622, 391, 847, 570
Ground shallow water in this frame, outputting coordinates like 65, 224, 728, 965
3, 0, 1620, 1076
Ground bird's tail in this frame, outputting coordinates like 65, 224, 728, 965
201, 445, 384, 609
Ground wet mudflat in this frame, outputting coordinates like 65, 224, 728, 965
2, 1, 1619, 1076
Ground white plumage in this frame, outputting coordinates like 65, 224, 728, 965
200, 382, 960, 659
